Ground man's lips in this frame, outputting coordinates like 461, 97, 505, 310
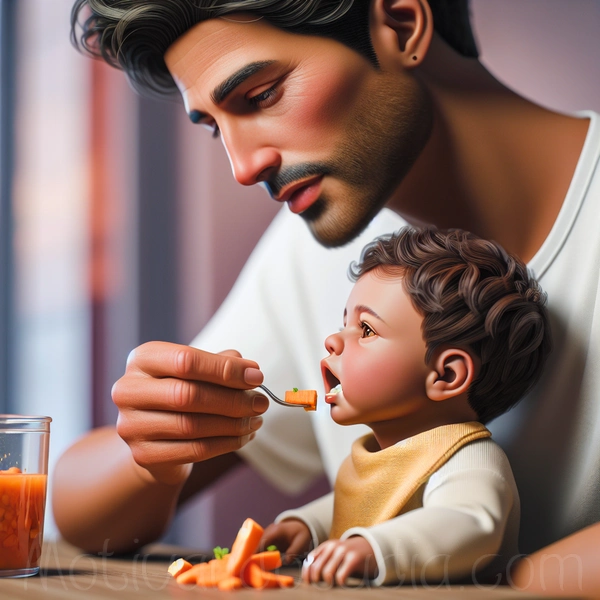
275, 176, 323, 214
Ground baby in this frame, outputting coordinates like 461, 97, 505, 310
260, 227, 551, 586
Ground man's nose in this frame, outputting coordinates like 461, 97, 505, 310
324, 332, 344, 355
223, 128, 281, 186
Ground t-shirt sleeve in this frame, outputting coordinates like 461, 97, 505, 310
341, 440, 519, 585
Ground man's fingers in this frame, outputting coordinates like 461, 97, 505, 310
218, 349, 242, 358
129, 433, 257, 469
127, 341, 262, 388
113, 376, 269, 416
117, 410, 263, 442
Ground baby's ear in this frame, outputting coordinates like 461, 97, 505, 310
425, 348, 476, 401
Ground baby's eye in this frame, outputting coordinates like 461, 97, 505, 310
361, 322, 376, 338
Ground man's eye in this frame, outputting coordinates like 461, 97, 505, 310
361, 322, 376, 338
247, 85, 279, 108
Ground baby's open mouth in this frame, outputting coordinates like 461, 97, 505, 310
323, 368, 342, 399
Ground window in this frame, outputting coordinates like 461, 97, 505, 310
0, 0, 15, 413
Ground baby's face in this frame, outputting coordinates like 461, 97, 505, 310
321, 268, 430, 427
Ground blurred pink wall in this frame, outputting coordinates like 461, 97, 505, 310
172, 0, 600, 549
472, 0, 600, 114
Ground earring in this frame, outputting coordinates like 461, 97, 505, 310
189, 110, 202, 124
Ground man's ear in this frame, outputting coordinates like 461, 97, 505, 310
370, 0, 433, 68
425, 348, 475, 401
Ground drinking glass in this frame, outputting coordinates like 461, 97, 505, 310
0, 415, 51, 577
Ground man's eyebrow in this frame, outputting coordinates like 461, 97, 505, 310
211, 60, 276, 104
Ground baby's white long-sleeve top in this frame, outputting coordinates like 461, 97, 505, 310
276, 437, 520, 586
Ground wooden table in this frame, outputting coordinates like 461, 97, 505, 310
0, 539, 575, 598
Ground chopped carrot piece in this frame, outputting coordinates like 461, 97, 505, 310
284, 389, 317, 411
242, 562, 266, 588
168, 558, 192, 578
195, 559, 231, 587
260, 571, 295, 589
248, 550, 282, 571
227, 518, 264, 577
218, 576, 243, 591
242, 562, 294, 589
175, 563, 210, 585
170, 520, 293, 591
214, 554, 231, 566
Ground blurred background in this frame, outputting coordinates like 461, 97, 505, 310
0, 0, 599, 547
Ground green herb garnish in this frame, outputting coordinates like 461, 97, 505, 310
213, 546, 230, 560
293, 387, 298, 392
266, 545, 277, 552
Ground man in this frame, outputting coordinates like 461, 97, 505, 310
55, 0, 599, 593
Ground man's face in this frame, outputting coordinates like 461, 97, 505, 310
165, 16, 431, 247
320, 269, 430, 427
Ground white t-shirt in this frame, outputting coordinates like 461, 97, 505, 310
191, 110, 600, 555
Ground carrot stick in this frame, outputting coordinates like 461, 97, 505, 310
170, 520, 294, 591
259, 571, 295, 589
218, 576, 243, 591
226, 518, 264, 577
175, 563, 210, 585
197, 558, 231, 587
167, 558, 192, 578
248, 550, 282, 571
243, 562, 294, 589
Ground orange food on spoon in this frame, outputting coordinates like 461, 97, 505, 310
284, 388, 317, 411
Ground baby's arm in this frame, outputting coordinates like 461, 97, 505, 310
304, 439, 517, 586
343, 440, 518, 585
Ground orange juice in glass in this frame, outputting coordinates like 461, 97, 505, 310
0, 416, 51, 577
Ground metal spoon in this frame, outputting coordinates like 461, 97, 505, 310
258, 384, 309, 408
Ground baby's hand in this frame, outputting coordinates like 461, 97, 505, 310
259, 519, 313, 564
302, 537, 377, 586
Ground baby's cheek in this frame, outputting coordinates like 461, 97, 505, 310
345, 361, 397, 400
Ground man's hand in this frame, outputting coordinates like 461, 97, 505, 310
112, 341, 269, 485
302, 537, 377, 586
259, 520, 313, 564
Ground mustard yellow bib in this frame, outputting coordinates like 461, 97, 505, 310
329, 422, 490, 539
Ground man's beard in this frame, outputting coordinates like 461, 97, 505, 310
267, 75, 433, 248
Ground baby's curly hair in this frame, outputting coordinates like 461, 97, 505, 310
349, 228, 552, 424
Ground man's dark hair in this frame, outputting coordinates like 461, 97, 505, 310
349, 228, 552, 424
71, 0, 478, 98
